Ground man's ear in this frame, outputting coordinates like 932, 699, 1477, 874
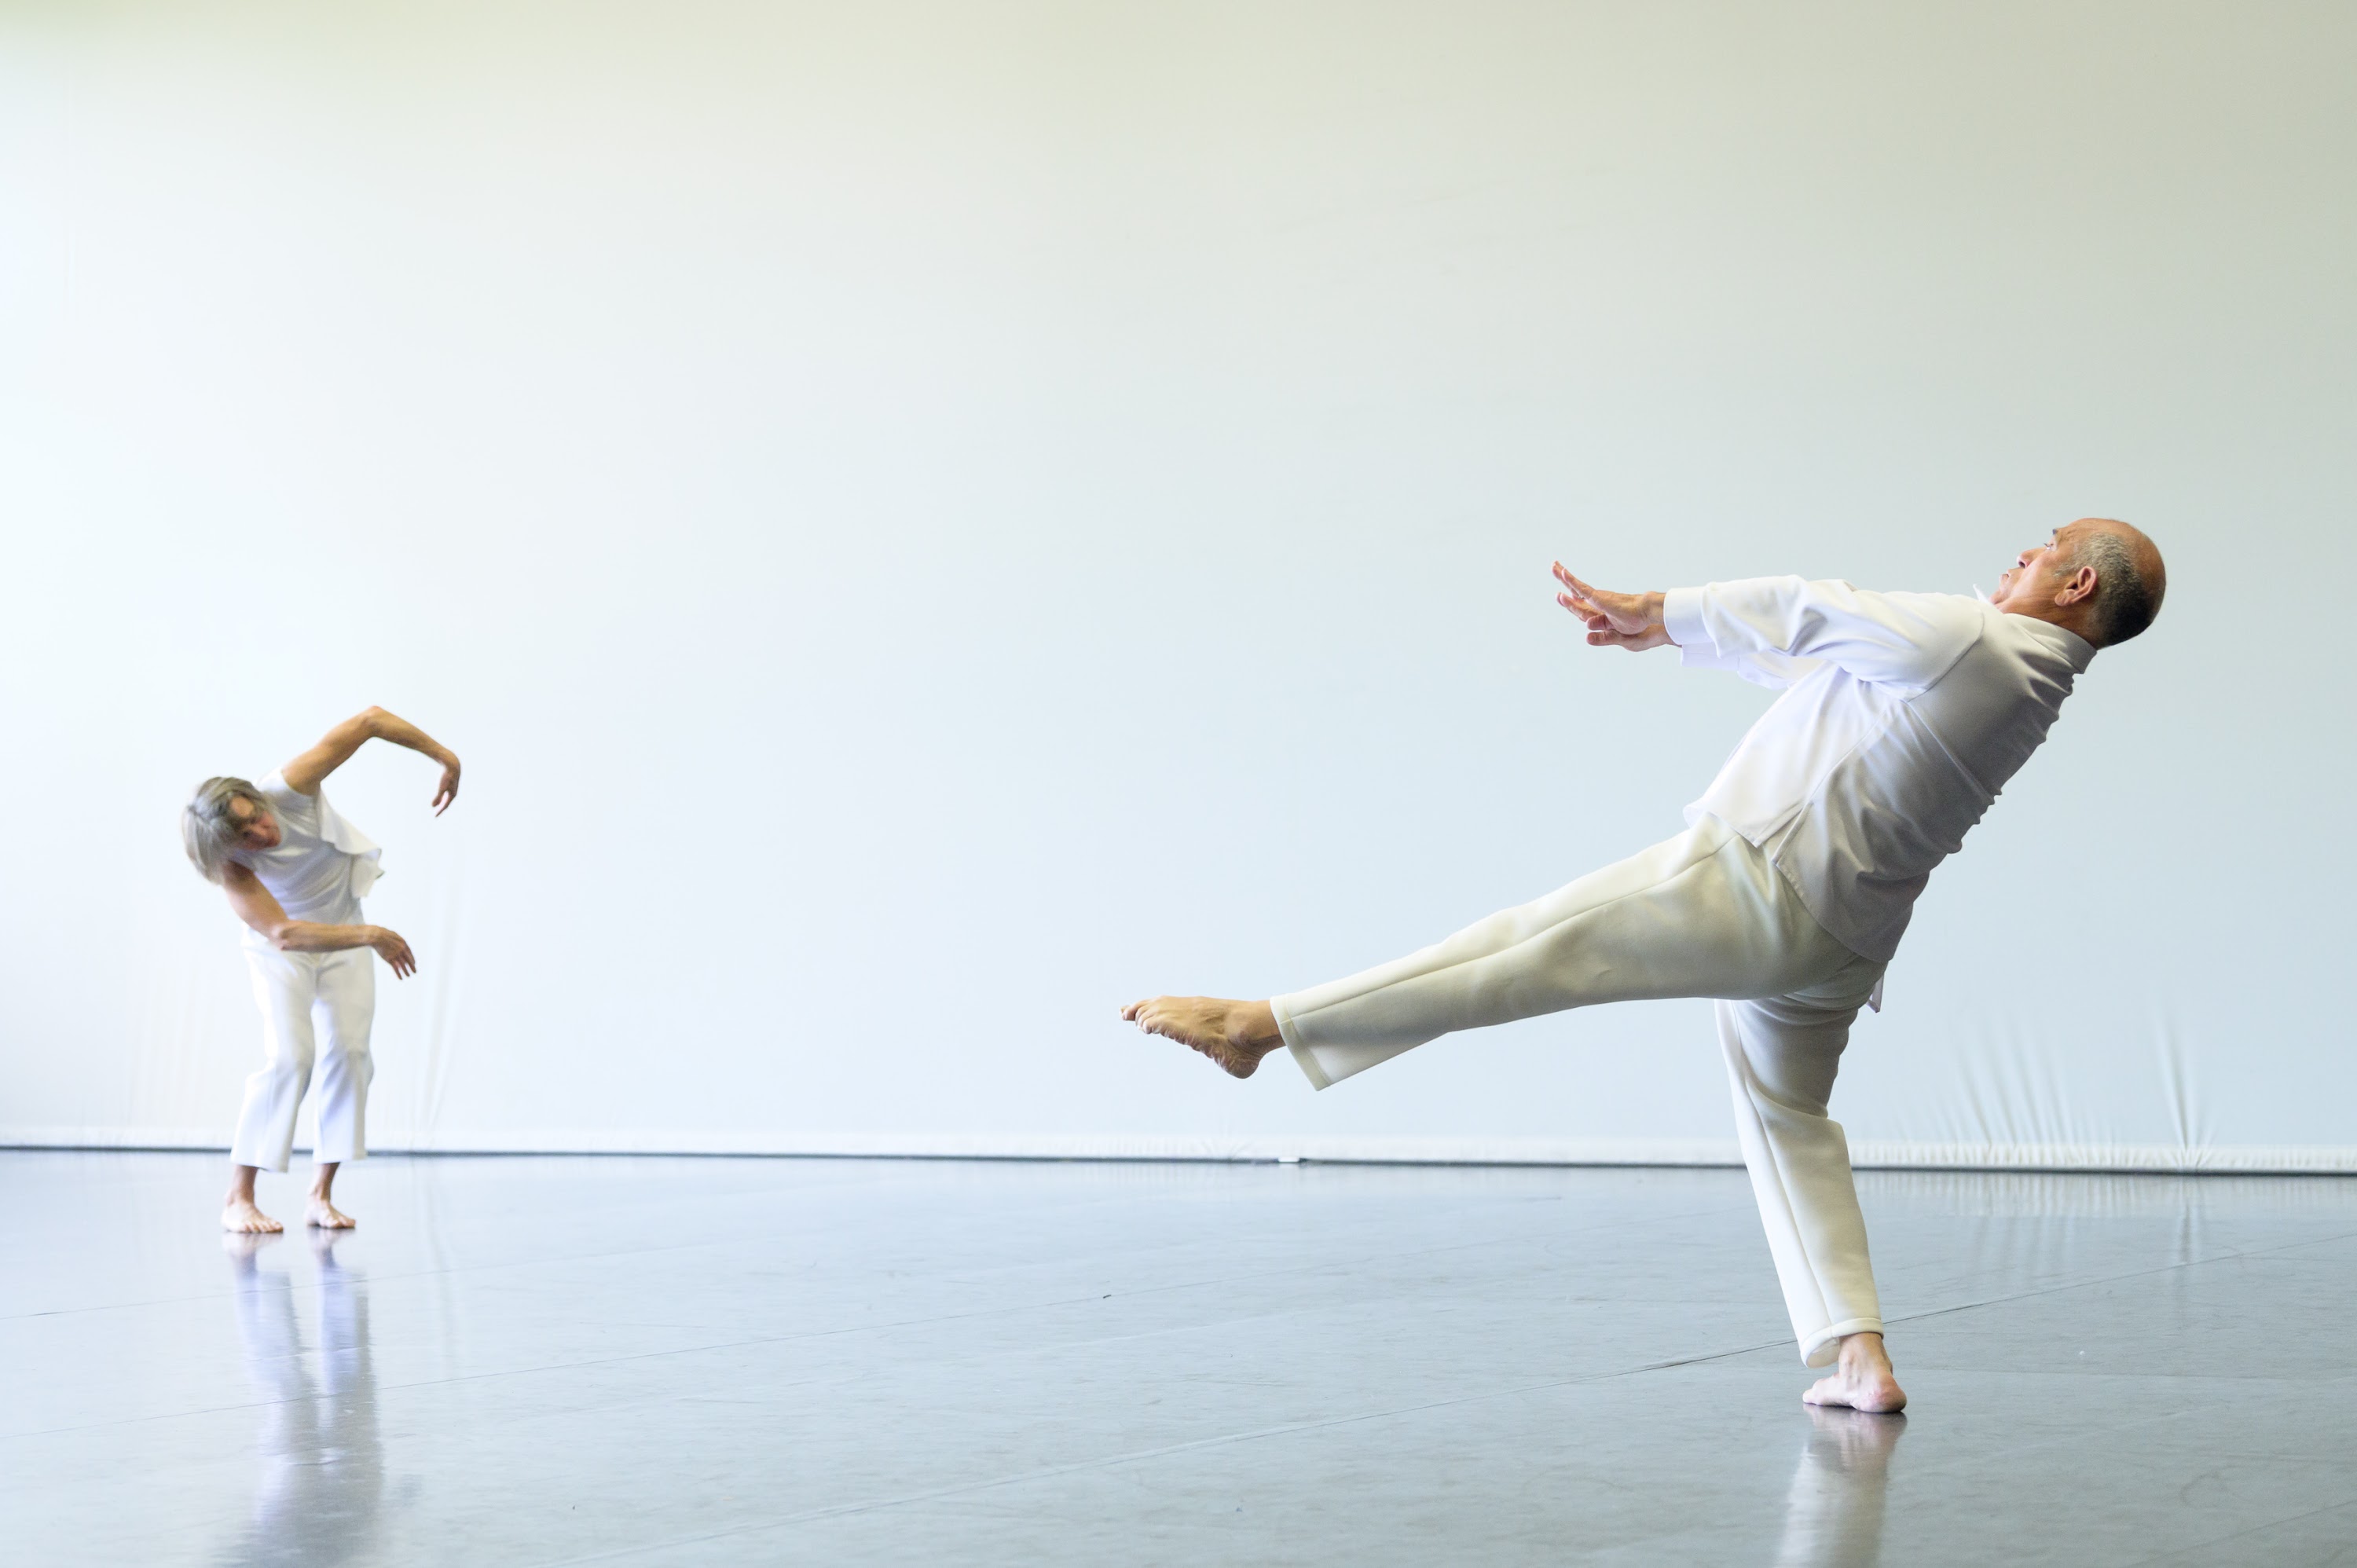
2055, 564, 2099, 607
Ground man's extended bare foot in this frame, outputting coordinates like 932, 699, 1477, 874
222, 1198, 284, 1234
1120, 996, 1284, 1078
1803, 1331, 1908, 1413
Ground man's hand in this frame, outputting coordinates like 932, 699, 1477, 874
366, 926, 418, 979
431, 753, 461, 815
1554, 563, 1675, 652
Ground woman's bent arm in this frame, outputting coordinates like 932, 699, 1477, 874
220, 864, 417, 976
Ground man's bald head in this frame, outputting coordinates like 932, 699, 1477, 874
2066, 518, 2166, 647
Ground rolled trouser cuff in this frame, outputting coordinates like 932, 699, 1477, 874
1801, 1317, 1886, 1368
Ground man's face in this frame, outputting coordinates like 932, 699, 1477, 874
1990, 521, 2086, 612
229, 796, 281, 851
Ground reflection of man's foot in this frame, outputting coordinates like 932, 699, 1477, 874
1799, 1399, 1908, 1461
306, 1198, 357, 1229
1802, 1332, 1908, 1413
1119, 996, 1284, 1078
222, 1199, 284, 1234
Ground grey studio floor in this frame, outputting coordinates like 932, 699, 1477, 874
6, 1153, 2357, 1566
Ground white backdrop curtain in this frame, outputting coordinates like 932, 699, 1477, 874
2, 1, 2351, 1169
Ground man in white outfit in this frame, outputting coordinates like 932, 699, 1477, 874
181, 708, 461, 1234
1124, 518, 2165, 1413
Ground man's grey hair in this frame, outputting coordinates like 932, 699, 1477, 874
183, 776, 264, 884
2071, 530, 2163, 647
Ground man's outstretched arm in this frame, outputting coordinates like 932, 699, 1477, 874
280, 707, 462, 812
1557, 565, 1980, 693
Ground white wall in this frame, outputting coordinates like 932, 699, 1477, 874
3, 2, 2352, 1167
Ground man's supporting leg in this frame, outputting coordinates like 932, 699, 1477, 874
305, 950, 376, 1229
1717, 973, 1905, 1410
225, 950, 321, 1233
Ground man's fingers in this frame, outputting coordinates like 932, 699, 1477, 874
1556, 592, 1607, 625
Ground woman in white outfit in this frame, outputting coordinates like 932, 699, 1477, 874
182, 707, 461, 1234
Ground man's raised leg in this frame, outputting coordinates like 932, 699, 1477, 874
1124, 819, 1837, 1090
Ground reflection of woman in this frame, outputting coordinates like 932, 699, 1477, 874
182, 708, 460, 1233
222, 1233, 384, 1568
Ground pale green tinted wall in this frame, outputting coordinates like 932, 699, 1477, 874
2, 2, 2349, 1163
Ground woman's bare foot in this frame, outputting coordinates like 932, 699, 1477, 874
222, 1198, 284, 1234
1120, 996, 1284, 1078
222, 1163, 280, 1233
1803, 1332, 1908, 1413
305, 1161, 354, 1229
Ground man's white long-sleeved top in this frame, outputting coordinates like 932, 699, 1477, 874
1661, 578, 2095, 963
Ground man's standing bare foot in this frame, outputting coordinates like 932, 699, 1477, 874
222, 1163, 283, 1234
306, 1162, 356, 1230
1120, 996, 1285, 1078
1802, 1332, 1908, 1413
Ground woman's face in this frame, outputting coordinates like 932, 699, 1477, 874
229, 797, 281, 851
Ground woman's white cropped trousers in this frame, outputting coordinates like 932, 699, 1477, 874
1270, 816, 1887, 1367
228, 946, 376, 1173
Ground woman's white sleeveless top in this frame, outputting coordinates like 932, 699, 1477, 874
233, 771, 383, 944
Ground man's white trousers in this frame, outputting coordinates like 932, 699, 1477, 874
1270, 816, 1887, 1368
229, 946, 376, 1173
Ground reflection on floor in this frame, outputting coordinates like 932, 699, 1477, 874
222, 1230, 382, 1568
3, 1153, 2355, 1566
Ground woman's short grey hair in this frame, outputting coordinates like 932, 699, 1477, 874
184, 776, 264, 884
